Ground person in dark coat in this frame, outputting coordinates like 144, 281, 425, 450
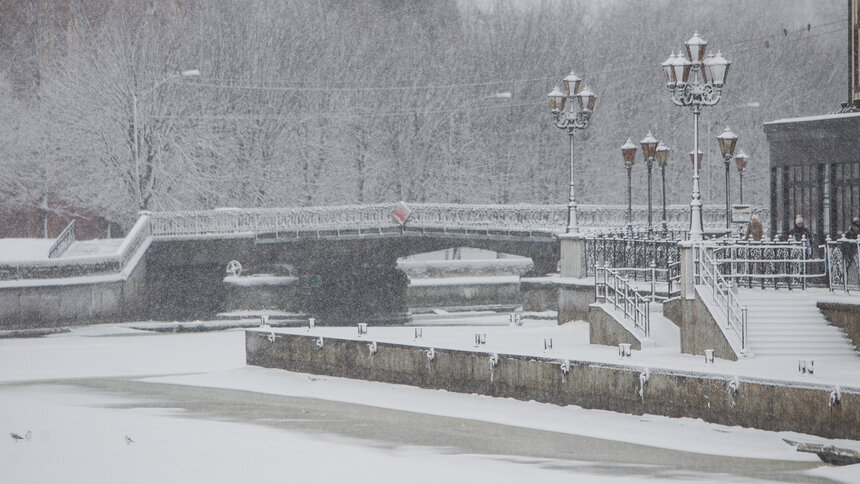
844, 217, 860, 240
788, 215, 812, 255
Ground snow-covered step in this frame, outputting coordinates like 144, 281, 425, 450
732, 288, 859, 358
62, 239, 123, 258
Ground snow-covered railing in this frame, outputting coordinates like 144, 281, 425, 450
825, 237, 860, 292
708, 238, 826, 290
0, 216, 152, 281
146, 203, 767, 239
696, 246, 748, 350
584, 235, 680, 281
48, 220, 76, 259
595, 265, 650, 337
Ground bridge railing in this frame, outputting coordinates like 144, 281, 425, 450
824, 237, 860, 292
695, 245, 748, 351
707, 238, 827, 290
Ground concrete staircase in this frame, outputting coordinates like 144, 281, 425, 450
61, 239, 124, 258
741, 290, 857, 358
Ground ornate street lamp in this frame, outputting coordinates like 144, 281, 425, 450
662, 33, 731, 241
716, 126, 739, 230
620, 138, 637, 235
548, 72, 596, 235
734, 149, 748, 204
655, 142, 671, 235
640, 132, 659, 237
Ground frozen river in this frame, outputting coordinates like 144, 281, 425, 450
1, 324, 857, 483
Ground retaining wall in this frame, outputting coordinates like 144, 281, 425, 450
0, 257, 147, 329
246, 330, 859, 440
818, 301, 860, 351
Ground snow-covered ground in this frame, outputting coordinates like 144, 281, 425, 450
0, 238, 54, 261
1, 321, 858, 483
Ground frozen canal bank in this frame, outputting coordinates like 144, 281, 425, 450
1, 323, 858, 483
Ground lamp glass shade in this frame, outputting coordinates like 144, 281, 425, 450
562, 71, 582, 97
673, 55, 692, 87
548, 86, 566, 113
655, 143, 670, 166
689, 150, 704, 169
662, 53, 677, 88
621, 137, 637, 164
716, 126, 739, 158
640, 132, 659, 159
734, 150, 748, 170
684, 31, 708, 64
576, 86, 596, 112
704, 51, 730, 86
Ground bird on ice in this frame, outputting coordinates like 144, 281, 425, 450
124, 435, 135, 446
25, 430, 31, 441
10, 432, 24, 442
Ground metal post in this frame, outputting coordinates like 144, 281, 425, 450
647, 158, 654, 238
626, 162, 633, 235
132, 93, 141, 211
725, 157, 731, 231
690, 106, 704, 241
661, 163, 668, 235
738, 169, 744, 204
567, 129, 578, 234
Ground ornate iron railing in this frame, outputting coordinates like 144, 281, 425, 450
695, 246, 748, 351
595, 265, 650, 337
825, 238, 860, 292
584, 236, 681, 282
48, 220, 76, 259
146, 203, 767, 238
707, 238, 826, 290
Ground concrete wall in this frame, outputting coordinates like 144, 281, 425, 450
223, 279, 301, 312
818, 301, 860, 351
664, 288, 738, 361
407, 282, 520, 309
0, 257, 147, 329
557, 281, 596, 323
246, 331, 860, 440
519, 280, 557, 312
587, 304, 642, 350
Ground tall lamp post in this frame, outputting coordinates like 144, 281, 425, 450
640, 132, 659, 238
716, 126, 739, 230
548, 72, 596, 235
655, 142, 671, 235
734, 149, 748, 204
132, 69, 200, 210
662, 33, 731, 241
620, 138, 637, 235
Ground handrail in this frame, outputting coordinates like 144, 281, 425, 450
595, 265, 650, 337
708, 239, 826, 290
696, 246, 748, 350
48, 220, 76, 259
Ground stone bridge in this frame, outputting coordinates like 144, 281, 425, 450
1, 202, 767, 326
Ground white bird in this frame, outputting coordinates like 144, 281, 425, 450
10, 432, 24, 442
124, 434, 135, 446
25, 430, 31, 441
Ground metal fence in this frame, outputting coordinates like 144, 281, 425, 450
595, 266, 650, 337
825, 238, 860, 292
706, 238, 827, 290
584, 236, 681, 281
48, 220, 76, 259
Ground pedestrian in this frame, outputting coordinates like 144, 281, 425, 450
788, 215, 812, 255
844, 217, 860, 240
744, 216, 763, 241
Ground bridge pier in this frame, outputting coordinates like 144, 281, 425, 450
294, 242, 410, 326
